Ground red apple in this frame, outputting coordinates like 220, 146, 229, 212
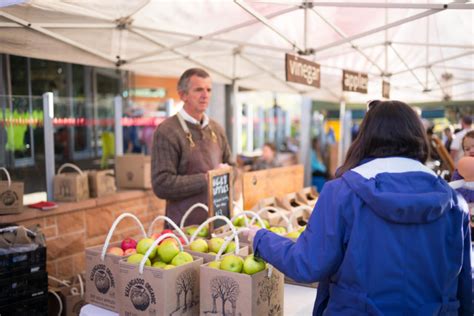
124, 248, 137, 255
107, 247, 124, 256
121, 237, 137, 251
150, 233, 160, 240
161, 229, 173, 235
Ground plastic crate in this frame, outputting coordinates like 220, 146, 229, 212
0, 271, 48, 306
0, 246, 46, 277
0, 293, 48, 316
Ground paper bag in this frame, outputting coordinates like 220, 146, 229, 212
115, 154, 151, 189
88, 169, 116, 198
53, 163, 89, 202
85, 213, 147, 312
118, 233, 203, 315
0, 167, 23, 215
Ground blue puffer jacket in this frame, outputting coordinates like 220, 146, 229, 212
253, 157, 472, 315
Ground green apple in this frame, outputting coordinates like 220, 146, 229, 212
198, 226, 209, 237
225, 241, 236, 254
256, 219, 270, 229
152, 261, 167, 269
233, 217, 246, 227
208, 237, 225, 254
298, 225, 306, 232
164, 265, 175, 270
242, 254, 266, 275
136, 238, 157, 260
127, 254, 151, 266
189, 238, 209, 253
185, 226, 197, 236
208, 261, 221, 269
157, 239, 180, 263
186, 226, 208, 237
278, 227, 287, 234
220, 255, 244, 273
269, 227, 283, 235
286, 231, 301, 239
171, 252, 193, 266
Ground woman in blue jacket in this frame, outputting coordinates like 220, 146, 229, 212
250, 100, 472, 315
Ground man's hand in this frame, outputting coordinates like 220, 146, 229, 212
217, 163, 230, 169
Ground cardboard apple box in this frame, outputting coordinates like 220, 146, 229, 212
85, 213, 147, 312
276, 192, 307, 213
115, 154, 151, 189
54, 163, 89, 202
199, 260, 284, 315
118, 233, 204, 316
288, 205, 313, 231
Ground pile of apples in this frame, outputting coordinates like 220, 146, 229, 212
233, 216, 270, 229
208, 254, 267, 275
188, 237, 236, 255
107, 230, 194, 270
106, 237, 139, 257
184, 225, 209, 237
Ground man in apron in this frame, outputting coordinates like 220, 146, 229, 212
151, 68, 234, 226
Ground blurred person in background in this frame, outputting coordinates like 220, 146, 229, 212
248, 100, 471, 315
451, 115, 473, 163
451, 130, 474, 204
443, 125, 454, 154
252, 142, 282, 171
311, 137, 327, 192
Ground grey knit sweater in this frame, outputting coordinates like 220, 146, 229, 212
151, 115, 233, 201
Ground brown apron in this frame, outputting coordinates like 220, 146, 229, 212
166, 114, 222, 227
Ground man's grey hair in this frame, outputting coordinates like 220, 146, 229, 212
177, 68, 210, 94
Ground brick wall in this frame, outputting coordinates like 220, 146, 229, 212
9, 191, 166, 280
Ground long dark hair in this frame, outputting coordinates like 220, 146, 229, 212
336, 100, 430, 177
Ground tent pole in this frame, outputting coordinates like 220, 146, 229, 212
392, 50, 474, 76
239, 55, 301, 93
311, 8, 384, 73
306, 2, 473, 10
234, 0, 303, 51
313, 9, 442, 54
129, 28, 232, 81
390, 45, 426, 90
43, 92, 55, 201
0, 11, 115, 64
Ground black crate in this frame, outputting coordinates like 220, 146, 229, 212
0, 293, 48, 316
0, 246, 46, 277
0, 271, 48, 306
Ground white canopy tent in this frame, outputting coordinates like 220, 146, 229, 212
0, 0, 473, 103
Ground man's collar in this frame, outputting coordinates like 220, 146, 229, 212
179, 108, 209, 128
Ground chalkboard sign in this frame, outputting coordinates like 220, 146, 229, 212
208, 168, 233, 230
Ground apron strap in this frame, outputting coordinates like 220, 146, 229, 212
176, 113, 195, 147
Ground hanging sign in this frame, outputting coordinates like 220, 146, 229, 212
208, 168, 233, 230
382, 81, 390, 99
285, 54, 321, 88
342, 69, 368, 94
